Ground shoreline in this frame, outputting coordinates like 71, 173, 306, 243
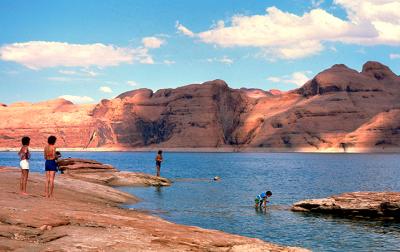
0, 166, 308, 251
1, 146, 400, 153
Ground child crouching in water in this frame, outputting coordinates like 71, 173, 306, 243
254, 191, 272, 208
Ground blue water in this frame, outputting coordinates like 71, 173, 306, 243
2, 151, 400, 251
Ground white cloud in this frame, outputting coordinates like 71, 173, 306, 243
127, 80, 139, 86
59, 69, 99, 77
333, 0, 400, 45
356, 48, 367, 54
48, 77, 73, 82
389, 53, 400, 59
219, 56, 234, 64
59, 70, 77, 75
287, 72, 312, 86
81, 69, 99, 77
262, 41, 324, 59
135, 47, 154, 64
267, 71, 311, 87
99, 86, 113, 93
267, 77, 281, 83
0, 41, 154, 69
206, 56, 234, 65
59, 95, 94, 104
329, 46, 338, 52
177, 1, 400, 59
142, 37, 165, 48
163, 59, 176, 65
176, 21, 195, 37
311, 0, 324, 8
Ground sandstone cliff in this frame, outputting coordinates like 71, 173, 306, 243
0, 61, 399, 151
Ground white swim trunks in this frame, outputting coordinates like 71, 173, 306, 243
20, 159, 29, 170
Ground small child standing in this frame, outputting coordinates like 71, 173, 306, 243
254, 191, 272, 208
18, 136, 31, 195
155, 150, 163, 177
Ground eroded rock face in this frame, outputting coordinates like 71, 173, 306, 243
292, 192, 400, 219
58, 158, 171, 187
0, 61, 399, 151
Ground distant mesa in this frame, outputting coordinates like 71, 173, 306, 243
268, 89, 284, 96
0, 61, 399, 152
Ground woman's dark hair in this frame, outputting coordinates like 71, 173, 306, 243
158, 150, 162, 154
21, 136, 30, 146
266, 191, 272, 196
48, 135, 57, 145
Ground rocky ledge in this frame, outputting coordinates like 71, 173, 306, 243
292, 192, 400, 219
0, 167, 308, 251
58, 158, 171, 187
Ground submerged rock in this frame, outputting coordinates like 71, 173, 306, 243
292, 192, 400, 219
58, 158, 171, 187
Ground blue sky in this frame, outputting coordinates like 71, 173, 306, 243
1, 0, 399, 104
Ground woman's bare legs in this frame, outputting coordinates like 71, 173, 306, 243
22, 170, 29, 195
45, 171, 50, 197
49, 171, 56, 197
20, 169, 29, 195
20, 169, 24, 194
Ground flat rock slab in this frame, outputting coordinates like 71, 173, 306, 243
67, 171, 172, 187
292, 192, 400, 219
58, 158, 172, 186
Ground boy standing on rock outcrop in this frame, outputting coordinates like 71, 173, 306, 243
155, 150, 163, 177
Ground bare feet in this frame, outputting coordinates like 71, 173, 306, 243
39, 225, 53, 231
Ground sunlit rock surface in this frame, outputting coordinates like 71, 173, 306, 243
58, 158, 171, 186
292, 192, 400, 219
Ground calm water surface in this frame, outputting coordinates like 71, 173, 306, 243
1, 151, 400, 251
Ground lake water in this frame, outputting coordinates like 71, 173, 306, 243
1, 151, 400, 251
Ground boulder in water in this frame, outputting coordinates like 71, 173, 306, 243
292, 192, 400, 219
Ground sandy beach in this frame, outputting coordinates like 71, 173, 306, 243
0, 166, 308, 252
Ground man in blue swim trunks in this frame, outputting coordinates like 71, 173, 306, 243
255, 191, 272, 208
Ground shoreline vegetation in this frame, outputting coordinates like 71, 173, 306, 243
0, 164, 308, 251
1, 147, 400, 153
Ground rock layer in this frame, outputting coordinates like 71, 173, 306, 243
0, 167, 308, 251
292, 192, 400, 219
1, 61, 399, 152
58, 158, 171, 186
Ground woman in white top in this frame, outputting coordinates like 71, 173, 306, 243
18, 136, 31, 195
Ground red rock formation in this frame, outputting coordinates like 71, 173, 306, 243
0, 61, 399, 151
292, 192, 400, 219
